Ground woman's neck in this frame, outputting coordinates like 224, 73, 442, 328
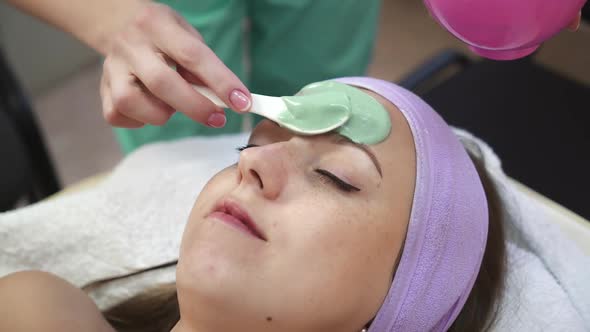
171, 320, 195, 332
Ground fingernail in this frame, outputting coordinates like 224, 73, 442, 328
207, 112, 226, 128
573, 19, 580, 31
568, 15, 581, 31
229, 89, 251, 112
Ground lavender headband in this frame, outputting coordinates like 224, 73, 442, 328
334, 77, 488, 332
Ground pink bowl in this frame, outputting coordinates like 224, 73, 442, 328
424, 0, 586, 60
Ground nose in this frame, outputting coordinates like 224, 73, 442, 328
237, 144, 289, 200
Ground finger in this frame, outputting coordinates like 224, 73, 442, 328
170, 9, 205, 42
106, 108, 147, 128
177, 65, 205, 85
567, 12, 581, 31
146, 12, 252, 112
108, 58, 175, 126
162, 55, 205, 88
127, 47, 225, 126
100, 60, 144, 128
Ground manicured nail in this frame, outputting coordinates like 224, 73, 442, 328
229, 89, 251, 112
207, 112, 226, 128
572, 19, 580, 31
568, 15, 581, 31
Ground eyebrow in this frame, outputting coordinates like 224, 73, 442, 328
332, 135, 383, 178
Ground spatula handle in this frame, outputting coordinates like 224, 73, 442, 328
192, 85, 228, 108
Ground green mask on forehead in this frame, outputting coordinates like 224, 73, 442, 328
280, 81, 391, 145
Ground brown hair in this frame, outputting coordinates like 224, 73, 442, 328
448, 155, 507, 331
103, 156, 506, 332
102, 283, 178, 332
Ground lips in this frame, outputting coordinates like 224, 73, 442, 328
209, 199, 267, 241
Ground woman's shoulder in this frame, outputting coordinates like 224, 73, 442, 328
0, 270, 115, 332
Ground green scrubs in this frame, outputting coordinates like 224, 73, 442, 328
115, 0, 381, 154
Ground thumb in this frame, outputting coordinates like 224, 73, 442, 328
567, 12, 581, 31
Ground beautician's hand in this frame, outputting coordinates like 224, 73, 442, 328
567, 11, 582, 31
100, 2, 251, 128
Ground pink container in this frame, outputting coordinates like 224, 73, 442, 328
424, 0, 586, 60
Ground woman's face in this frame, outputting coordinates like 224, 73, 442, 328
176, 89, 416, 332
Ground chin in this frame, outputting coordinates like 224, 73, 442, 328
178, 219, 268, 292
176, 246, 281, 330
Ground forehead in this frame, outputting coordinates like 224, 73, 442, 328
357, 89, 415, 177
249, 88, 416, 178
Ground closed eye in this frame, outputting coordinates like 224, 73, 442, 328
315, 169, 361, 193
236, 144, 258, 152
237, 145, 361, 193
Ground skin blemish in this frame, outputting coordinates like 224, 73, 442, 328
266, 316, 273, 322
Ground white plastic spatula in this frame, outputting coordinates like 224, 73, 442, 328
192, 85, 350, 135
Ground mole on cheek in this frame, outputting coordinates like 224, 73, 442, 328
266, 316, 273, 322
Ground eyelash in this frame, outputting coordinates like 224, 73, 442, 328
315, 169, 361, 193
235, 145, 361, 193
236, 144, 258, 152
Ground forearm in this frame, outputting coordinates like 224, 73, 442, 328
5, 0, 149, 54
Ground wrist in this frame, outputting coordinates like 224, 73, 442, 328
85, 0, 151, 55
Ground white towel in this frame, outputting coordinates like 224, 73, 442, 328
0, 133, 249, 309
0, 131, 588, 330
457, 130, 589, 330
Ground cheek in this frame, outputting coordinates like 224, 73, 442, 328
176, 167, 240, 301
278, 196, 400, 320
314, 205, 397, 281
189, 166, 236, 218
179, 167, 236, 265
295, 197, 398, 263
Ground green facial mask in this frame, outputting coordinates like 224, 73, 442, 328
279, 81, 391, 145
279, 91, 351, 134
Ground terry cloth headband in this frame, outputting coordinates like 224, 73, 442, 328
334, 77, 488, 332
